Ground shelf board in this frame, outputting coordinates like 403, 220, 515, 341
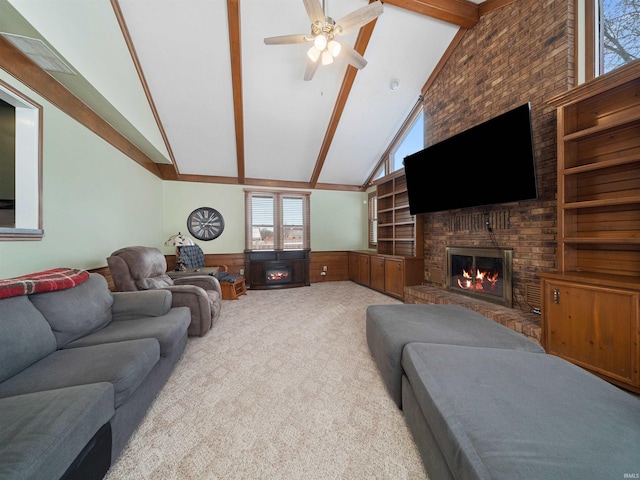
562, 237, 640, 244
563, 116, 640, 142
562, 196, 640, 209
563, 154, 640, 175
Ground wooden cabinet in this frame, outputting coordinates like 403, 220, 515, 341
539, 272, 640, 393
384, 258, 405, 298
349, 251, 423, 300
370, 255, 385, 291
375, 170, 423, 257
542, 61, 640, 393
348, 251, 371, 287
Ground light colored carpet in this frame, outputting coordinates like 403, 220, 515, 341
105, 281, 427, 479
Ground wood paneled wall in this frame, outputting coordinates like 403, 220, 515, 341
186, 251, 351, 283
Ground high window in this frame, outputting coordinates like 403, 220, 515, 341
368, 102, 424, 183
581, 0, 639, 82
245, 190, 310, 251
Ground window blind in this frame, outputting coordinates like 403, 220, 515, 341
245, 190, 310, 251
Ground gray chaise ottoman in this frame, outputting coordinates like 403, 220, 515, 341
366, 304, 544, 407
401, 343, 640, 480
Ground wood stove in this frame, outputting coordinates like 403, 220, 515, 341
446, 247, 513, 307
245, 249, 310, 290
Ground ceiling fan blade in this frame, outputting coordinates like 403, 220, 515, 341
264, 34, 310, 45
335, 1, 383, 35
304, 57, 320, 81
337, 41, 367, 69
303, 0, 325, 25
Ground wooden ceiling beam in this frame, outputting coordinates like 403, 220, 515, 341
0, 35, 162, 178
382, 0, 479, 28
309, 18, 378, 188
227, 0, 246, 184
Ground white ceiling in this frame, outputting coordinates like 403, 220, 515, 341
0, 0, 485, 190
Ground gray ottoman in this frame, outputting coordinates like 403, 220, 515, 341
401, 343, 640, 479
365, 304, 544, 407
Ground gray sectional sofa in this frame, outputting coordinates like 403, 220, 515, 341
366, 304, 640, 480
0, 272, 191, 480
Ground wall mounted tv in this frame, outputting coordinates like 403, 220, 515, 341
403, 103, 538, 215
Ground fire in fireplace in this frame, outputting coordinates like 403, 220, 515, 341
446, 247, 513, 307
265, 265, 292, 285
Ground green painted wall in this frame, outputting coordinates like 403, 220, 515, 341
0, 71, 369, 279
161, 182, 369, 255
0, 71, 163, 278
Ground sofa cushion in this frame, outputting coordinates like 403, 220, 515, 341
366, 304, 545, 407
0, 295, 57, 383
0, 383, 114, 480
29, 273, 114, 348
0, 339, 159, 408
65, 306, 190, 358
401, 343, 640, 480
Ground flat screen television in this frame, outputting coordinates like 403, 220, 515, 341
403, 103, 538, 215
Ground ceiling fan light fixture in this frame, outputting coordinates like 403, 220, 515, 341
321, 50, 334, 65
314, 33, 328, 51
307, 46, 321, 63
327, 40, 341, 57
263, 0, 383, 81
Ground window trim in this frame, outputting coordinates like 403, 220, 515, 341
244, 189, 311, 251
368, 190, 377, 249
365, 98, 424, 187
0, 79, 43, 240
579, 0, 638, 84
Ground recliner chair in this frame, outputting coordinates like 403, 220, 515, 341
107, 246, 222, 336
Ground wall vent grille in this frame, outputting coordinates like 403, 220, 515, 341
1, 33, 75, 75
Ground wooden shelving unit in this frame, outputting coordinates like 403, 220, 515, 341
348, 170, 425, 300
374, 170, 423, 257
540, 60, 640, 393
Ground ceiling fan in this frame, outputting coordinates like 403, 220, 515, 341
264, 0, 383, 81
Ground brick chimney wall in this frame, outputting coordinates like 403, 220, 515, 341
420, 0, 573, 311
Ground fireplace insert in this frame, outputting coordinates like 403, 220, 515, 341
446, 247, 513, 307
265, 265, 292, 285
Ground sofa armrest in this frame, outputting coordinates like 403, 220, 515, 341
173, 275, 222, 297
111, 290, 173, 320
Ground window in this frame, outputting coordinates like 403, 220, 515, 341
599, 0, 639, 74
391, 110, 424, 172
368, 191, 377, 248
581, 0, 640, 82
0, 80, 42, 240
245, 190, 310, 251
366, 100, 424, 185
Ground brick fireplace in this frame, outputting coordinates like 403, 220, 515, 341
416, 0, 569, 310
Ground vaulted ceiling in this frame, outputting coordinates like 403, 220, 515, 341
0, 0, 493, 191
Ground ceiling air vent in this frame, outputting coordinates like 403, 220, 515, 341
1, 33, 75, 75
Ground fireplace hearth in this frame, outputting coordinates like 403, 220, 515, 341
446, 247, 513, 307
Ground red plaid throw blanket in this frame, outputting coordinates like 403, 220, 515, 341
0, 268, 90, 299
